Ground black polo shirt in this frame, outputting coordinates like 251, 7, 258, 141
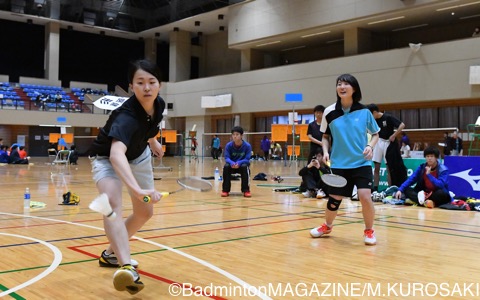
89, 95, 165, 160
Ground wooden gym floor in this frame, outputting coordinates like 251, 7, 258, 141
0, 156, 479, 299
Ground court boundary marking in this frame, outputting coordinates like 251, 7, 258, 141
0, 212, 271, 300
0, 232, 62, 298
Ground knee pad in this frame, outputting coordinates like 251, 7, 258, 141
327, 197, 342, 211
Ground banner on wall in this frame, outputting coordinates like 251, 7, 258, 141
444, 156, 480, 198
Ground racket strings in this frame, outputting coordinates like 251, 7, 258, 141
177, 177, 212, 192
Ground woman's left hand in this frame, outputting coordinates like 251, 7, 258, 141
149, 138, 164, 158
363, 145, 373, 160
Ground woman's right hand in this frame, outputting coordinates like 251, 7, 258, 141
394, 191, 402, 199
137, 189, 163, 204
323, 153, 330, 165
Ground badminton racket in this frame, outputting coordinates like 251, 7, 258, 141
321, 161, 347, 188
143, 176, 213, 202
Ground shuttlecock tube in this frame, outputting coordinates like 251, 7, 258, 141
89, 193, 116, 220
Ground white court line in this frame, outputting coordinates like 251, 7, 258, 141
0, 212, 272, 300
0, 232, 62, 298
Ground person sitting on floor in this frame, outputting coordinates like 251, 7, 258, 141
9, 145, 29, 164
394, 146, 451, 208
299, 148, 328, 199
0, 145, 10, 163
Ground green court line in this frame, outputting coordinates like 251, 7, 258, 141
256, 184, 298, 187
0, 284, 26, 299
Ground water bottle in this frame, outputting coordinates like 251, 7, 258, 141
24, 188, 31, 209
214, 167, 220, 181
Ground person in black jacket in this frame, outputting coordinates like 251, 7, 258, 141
69, 144, 79, 165
299, 146, 328, 198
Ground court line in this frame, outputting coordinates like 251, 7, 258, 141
0, 232, 62, 298
0, 212, 272, 300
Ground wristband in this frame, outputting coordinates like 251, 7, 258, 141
366, 145, 374, 150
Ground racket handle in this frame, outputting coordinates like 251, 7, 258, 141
325, 161, 331, 167
143, 195, 151, 203
160, 192, 170, 198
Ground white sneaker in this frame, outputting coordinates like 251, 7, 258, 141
302, 191, 314, 198
417, 190, 425, 205
310, 223, 333, 238
316, 189, 326, 199
364, 229, 377, 245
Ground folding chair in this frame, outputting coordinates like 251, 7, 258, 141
51, 150, 71, 175
48, 148, 57, 164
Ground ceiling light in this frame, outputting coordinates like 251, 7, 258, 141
281, 45, 306, 51
460, 14, 480, 20
392, 23, 428, 32
436, 1, 480, 11
301, 31, 331, 38
256, 41, 281, 47
368, 16, 405, 25
326, 39, 344, 44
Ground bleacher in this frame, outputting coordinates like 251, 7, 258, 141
0, 82, 111, 113
0, 82, 24, 109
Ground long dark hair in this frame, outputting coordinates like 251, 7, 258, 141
336, 74, 362, 103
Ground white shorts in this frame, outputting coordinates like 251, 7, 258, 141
372, 138, 390, 164
91, 147, 154, 190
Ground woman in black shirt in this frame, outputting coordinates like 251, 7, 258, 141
89, 59, 165, 294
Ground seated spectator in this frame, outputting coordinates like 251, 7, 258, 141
9, 145, 29, 164
0, 145, 10, 163
55, 92, 63, 102
394, 146, 451, 208
18, 146, 28, 159
69, 144, 79, 165
221, 126, 252, 198
400, 141, 410, 158
299, 148, 328, 199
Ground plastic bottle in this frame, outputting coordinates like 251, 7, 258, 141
24, 188, 31, 209
214, 167, 220, 181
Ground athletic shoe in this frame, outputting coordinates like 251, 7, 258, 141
372, 191, 386, 202
302, 190, 314, 198
425, 199, 435, 209
113, 265, 144, 295
417, 190, 425, 205
316, 189, 326, 199
221, 191, 229, 197
364, 229, 377, 245
99, 250, 139, 268
244, 191, 251, 197
405, 199, 417, 206
310, 223, 332, 238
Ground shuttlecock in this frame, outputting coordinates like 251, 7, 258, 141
89, 193, 116, 219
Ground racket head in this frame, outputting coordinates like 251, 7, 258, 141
177, 176, 213, 192
321, 174, 347, 187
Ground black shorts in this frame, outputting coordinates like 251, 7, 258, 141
328, 166, 372, 197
